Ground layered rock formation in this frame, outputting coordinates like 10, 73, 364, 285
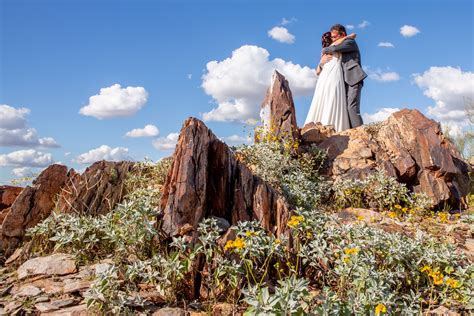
317, 109, 471, 207
160, 117, 290, 238
56, 160, 133, 215
0, 186, 23, 225
256, 70, 299, 143
0, 165, 71, 255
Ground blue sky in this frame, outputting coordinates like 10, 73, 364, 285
1, 0, 473, 184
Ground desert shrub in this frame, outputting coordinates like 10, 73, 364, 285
332, 169, 433, 215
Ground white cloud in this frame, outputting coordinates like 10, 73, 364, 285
152, 133, 179, 151
219, 134, 253, 146
366, 67, 400, 82
201, 45, 317, 123
0, 149, 53, 167
345, 24, 355, 30
125, 124, 159, 138
0, 105, 59, 148
281, 17, 297, 25
378, 42, 395, 48
79, 84, 148, 119
267, 26, 295, 44
413, 66, 474, 126
74, 145, 132, 164
187, 74, 192, 79
64, 152, 71, 157
358, 20, 370, 29
400, 25, 420, 37
363, 107, 401, 124
0, 105, 30, 129
12, 167, 34, 177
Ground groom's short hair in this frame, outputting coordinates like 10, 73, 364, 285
330, 24, 347, 36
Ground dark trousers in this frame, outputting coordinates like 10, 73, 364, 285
345, 81, 364, 128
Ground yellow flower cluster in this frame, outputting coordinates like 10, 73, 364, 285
245, 231, 257, 237
446, 278, 460, 288
420, 265, 444, 285
438, 212, 449, 223
344, 247, 360, 255
287, 215, 304, 228
224, 237, 245, 251
375, 303, 387, 314
387, 211, 397, 219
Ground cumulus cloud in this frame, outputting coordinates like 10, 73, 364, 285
281, 17, 297, 25
152, 133, 179, 151
268, 26, 295, 44
413, 66, 474, 126
125, 124, 159, 138
0, 105, 60, 148
400, 25, 420, 37
74, 145, 132, 164
363, 107, 401, 124
219, 134, 253, 146
187, 74, 192, 79
366, 67, 400, 82
79, 84, 148, 119
201, 45, 317, 123
358, 20, 370, 29
378, 42, 395, 48
12, 167, 35, 177
345, 24, 355, 30
0, 105, 30, 129
0, 149, 53, 167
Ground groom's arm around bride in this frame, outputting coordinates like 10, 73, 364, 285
321, 24, 367, 128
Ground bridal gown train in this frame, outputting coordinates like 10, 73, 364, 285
304, 52, 350, 132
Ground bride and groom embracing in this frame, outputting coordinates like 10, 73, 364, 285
305, 24, 368, 132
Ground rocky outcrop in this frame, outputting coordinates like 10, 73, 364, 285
0, 165, 71, 255
256, 70, 299, 143
160, 117, 290, 238
317, 109, 471, 208
56, 160, 133, 215
300, 122, 335, 145
0, 186, 23, 225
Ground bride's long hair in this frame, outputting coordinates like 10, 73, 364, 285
321, 32, 332, 48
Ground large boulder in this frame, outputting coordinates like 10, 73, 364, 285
256, 70, 299, 143
317, 109, 471, 208
56, 160, 134, 215
1, 165, 71, 255
160, 117, 290, 238
0, 185, 23, 225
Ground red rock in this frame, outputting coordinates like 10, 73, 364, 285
257, 70, 299, 143
0, 185, 22, 226
317, 109, 471, 208
56, 160, 133, 215
160, 117, 291, 238
0, 165, 71, 255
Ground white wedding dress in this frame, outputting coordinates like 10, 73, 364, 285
304, 52, 350, 132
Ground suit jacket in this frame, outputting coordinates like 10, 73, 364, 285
322, 39, 367, 86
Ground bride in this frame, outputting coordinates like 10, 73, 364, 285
304, 32, 356, 132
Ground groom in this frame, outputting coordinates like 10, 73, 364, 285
320, 24, 367, 128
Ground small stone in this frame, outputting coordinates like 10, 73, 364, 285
153, 308, 188, 316
63, 280, 92, 294
50, 298, 79, 308
13, 284, 42, 297
41, 304, 88, 316
17, 253, 77, 279
35, 302, 59, 312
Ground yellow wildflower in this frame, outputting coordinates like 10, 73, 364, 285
343, 256, 351, 263
224, 240, 234, 251
344, 247, 360, 255
438, 212, 449, 223
306, 232, 313, 239
274, 239, 281, 245
245, 231, 257, 237
287, 215, 304, 228
402, 207, 408, 213
232, 237, 245, 249
429, 270, 444, 285
387, 211, 397, 219
446, 278, 460, 289
357, 215, 364, 222
394, 204, 402, 209
375, 303, 387, 315
420, 265, 432, 274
